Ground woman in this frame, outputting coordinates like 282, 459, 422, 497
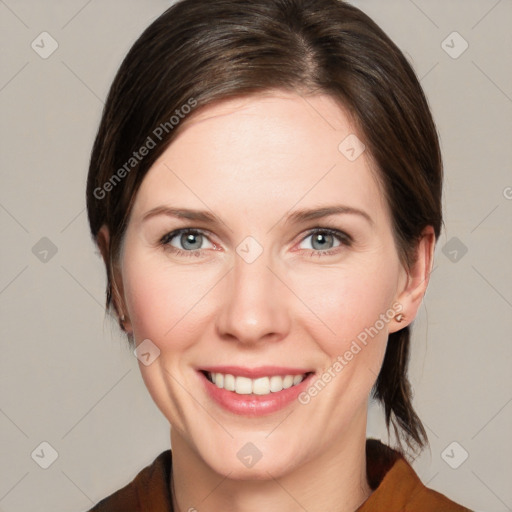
86, 0, 472, 510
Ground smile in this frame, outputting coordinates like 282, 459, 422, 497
198, 366, 316, 416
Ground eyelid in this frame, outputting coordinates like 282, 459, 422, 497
301, 227, 353, 244
160, 226, 352, 257
295, 227, 352, 254
160, 228, 217, 248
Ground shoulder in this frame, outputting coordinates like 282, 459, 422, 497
87, 450, 172, 512
391, 458, 473, 511
359, 440, 473, 512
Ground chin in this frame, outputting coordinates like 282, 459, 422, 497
196, 435, 304, 481
209, 455, 296, 481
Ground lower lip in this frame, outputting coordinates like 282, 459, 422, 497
198, 371, 315, 416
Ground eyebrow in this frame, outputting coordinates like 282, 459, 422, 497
285, 205, 373, 226
141, 205, 373, 226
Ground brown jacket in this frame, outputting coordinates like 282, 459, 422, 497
88, 439, 473, 511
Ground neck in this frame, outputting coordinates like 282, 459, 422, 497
169, 426, 372, 512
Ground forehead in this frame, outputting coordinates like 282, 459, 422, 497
131, 92, 388, 224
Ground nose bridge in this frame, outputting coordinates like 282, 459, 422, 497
216, 240, 290, 343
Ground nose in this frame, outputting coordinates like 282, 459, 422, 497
215, 249, 291, 346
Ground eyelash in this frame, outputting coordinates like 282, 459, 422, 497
159, 227, 352, 258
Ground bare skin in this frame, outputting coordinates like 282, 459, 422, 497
98, 91, 435, 512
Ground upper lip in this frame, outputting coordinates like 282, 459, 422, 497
199, 365, 314, 379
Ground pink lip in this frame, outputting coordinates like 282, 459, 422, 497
198, 365, 313, 379
197, 369, 315, 417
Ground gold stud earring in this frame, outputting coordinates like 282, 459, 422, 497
395, 313, 404, 323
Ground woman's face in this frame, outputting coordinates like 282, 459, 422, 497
115, 91, 415, 478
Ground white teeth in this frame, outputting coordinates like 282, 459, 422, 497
214, 373, 224, 388
223, 373, 235, 391
293, 375, 303, 385
269, 376, 283, 392
208, 372, 307, 395
235, 376, 253, 395
283, 375, 294, 389
252, 377, 270, 395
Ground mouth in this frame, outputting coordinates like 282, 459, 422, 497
197, 366, 316, 416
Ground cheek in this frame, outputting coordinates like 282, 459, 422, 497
288, 258, 399, 350
290, 262, 398, 439
123, 264, 169, 342
121, 248, 218, 346
120, 248, 218, 426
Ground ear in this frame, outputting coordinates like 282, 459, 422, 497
389, 226, 436, 333
96, 225, 133, 334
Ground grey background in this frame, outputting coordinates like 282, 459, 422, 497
0, 1, 511, 511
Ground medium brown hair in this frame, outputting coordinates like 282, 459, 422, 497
86, 0, 442, 455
